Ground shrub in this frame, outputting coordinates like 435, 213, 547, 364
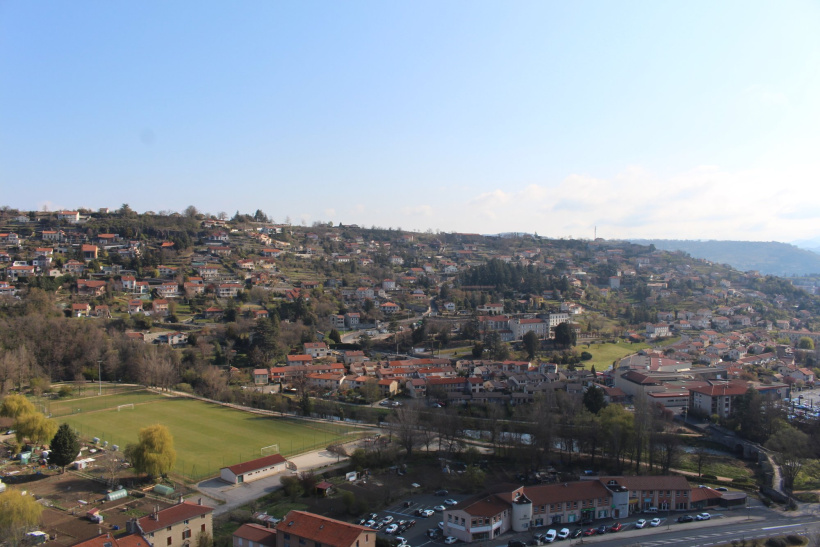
786, 535, 803, 545
733, 477, 749, 483
765, 538, 787, 547
701, 474, 717, 480
580, 351, 593, 361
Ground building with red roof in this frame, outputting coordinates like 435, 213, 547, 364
276, 510, 373, 547
220, 453, 289, 485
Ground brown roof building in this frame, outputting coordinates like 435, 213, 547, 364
127, 499, 213, 547
276, 511, 373, 547
233, 523, 277, 547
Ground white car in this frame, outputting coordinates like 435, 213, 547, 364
385, 524, 398, 534
635, 519, 647, 529
696, 513, 711, 521
396, 537, 407, 546
557, 529, 570, 540
444, 537, 458, 545
420, 510, 434, 518
544, 529, 557, 543
434, 505, 446, 512
382, 516, 394, 524
649, 518, 662, 527
444, 499, 458, 506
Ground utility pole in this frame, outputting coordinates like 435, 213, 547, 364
98, 360, 102, 395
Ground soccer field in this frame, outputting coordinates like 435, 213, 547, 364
60, 394, 358, 481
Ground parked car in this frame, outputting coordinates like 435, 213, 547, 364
396, 538, 407, 547
582, 528, 596, 537
434, 505, 446, 512
649, 518, 662, 527
382, 516, 394, 524
365, 520, 376, 528
635, 519, 647, 529
677, 515, 693, 523
420, 510, 434, 518
385, 524, 398, 534
715, 487, 729, 492
696, 513, 711, 521
610, 522, 623, 532
438, 522, 444, 530
444, 537, 458, 545
436, 489, 449, 496
444, 499, 458, 506
570, 529, 583, 539
544, 529, 557, 543
557, 529, 570, 540
596, 525, 608, 535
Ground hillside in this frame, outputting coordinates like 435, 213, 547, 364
630, 239, 820, 276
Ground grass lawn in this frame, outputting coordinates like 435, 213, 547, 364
675, 452, 755, 480
575, 340, 649, 370
47, 389, 166, 417
60, 394, 359, 481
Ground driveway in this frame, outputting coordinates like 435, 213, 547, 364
195, 447, 352, 515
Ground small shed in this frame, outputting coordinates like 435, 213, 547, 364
719, 491, 748, 507
87, 508, 104, 523
315, 481, 333, 497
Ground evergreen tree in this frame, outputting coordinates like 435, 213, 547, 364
49, 424, 81, 473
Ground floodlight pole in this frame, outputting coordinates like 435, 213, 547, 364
98, 360, 102, 395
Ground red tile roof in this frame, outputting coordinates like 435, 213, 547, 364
276, 511, 370, 547
70, 533, 150, 547
224, 453, 287, 475
234, 523, 277, 546
137, 500, 213, 534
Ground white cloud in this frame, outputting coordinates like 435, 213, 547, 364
455, 164, 820, 241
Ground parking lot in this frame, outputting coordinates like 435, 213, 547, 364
363, 491, 469, 547
365, 496, 729, 547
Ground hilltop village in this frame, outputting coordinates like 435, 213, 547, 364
1, 206, 818, 405
2, 206, 820, 546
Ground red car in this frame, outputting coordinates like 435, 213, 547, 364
582, 528, 596, 537
610, 523, 623, 532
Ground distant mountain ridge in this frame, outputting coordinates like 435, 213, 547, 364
629, 239, 820, 276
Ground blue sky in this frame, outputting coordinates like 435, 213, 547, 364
2, 1, 819, 242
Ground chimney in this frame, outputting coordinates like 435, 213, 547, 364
179, 495, 184, 504
198, 497, 202, 505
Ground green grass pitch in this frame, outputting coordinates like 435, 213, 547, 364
59, 393, 357, 481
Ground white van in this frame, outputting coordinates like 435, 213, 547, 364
645, 507, 659, 514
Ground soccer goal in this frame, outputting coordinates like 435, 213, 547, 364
260, 444, 279, 457
117, 403, 135, 412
